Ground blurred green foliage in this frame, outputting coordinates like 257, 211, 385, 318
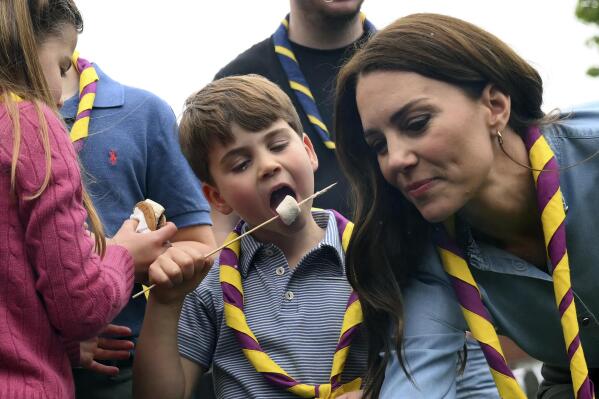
577, 0, 599, 76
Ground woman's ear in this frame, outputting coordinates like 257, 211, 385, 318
481, 84, 511, 132
202, 183, 233, 215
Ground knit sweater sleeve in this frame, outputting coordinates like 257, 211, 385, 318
14, 102, 134, 341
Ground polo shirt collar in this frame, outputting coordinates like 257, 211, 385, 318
61, 63, 125, 119
92, 64, 125, 108
237, 209, 345, 278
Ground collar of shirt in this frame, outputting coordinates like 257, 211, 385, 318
61, 63, 125, 120
454, 220, 553, 282
236, 209, 345, 278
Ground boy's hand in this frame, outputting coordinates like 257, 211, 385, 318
80, 324, 134, 376
148, 245, 213, 305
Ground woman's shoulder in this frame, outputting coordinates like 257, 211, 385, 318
543, 103, 599, 140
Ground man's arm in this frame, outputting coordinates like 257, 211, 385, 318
172, 224, 216, 251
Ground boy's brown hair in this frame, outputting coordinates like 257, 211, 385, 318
179, 74, 303, 185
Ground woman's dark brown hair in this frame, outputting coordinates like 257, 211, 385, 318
334, 13, 545, 397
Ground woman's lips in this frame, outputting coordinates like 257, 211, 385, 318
405, 178, 436, 199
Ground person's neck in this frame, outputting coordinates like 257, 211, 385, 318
458, 128, 543, 247
288, 9, 363, 50
252, 211, 325, 269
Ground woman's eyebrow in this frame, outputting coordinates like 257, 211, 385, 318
389, 98, 430, 126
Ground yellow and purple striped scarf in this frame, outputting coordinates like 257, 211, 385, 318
435, 126, 594, 399
220, 210, 362, 398
69, 52, 98, 150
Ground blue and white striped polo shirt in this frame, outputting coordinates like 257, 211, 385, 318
178, 210, 367, 398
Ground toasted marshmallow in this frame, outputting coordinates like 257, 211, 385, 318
275, 195, 301, 225
132, 199, 167, 232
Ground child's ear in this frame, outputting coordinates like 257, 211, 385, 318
302, 133, 319, 172
202, 183, 233, 215
481, 83, 511, 133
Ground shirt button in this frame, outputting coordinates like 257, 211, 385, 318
275, 266, 285, 276
285, 291, 294, 301
264, 248, 274, 256
580, 316, 591, 327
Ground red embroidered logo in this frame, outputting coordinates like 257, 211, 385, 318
109, 149, 117, 165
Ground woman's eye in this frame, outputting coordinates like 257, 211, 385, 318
367, 138, 387, 155
405, 114, 430, 132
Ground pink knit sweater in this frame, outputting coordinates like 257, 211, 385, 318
0, 101, 134, 399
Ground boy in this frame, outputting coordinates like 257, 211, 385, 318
133, 74, 367, 399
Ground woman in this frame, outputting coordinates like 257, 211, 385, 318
335, 13, 599, 399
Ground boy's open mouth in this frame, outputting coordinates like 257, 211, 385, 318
270, 185, 297, 211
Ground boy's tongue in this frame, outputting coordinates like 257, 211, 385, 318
270, 186, 296, 211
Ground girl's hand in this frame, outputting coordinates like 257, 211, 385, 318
111, 219, 178, 282
147, 244, 213, 305
79, 324, 134, 376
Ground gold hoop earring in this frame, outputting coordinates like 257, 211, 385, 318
496, 130, 504, 145
496, 129, 599, 172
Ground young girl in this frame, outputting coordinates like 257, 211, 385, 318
335, 13, 599, 399
0, 1, 179, 397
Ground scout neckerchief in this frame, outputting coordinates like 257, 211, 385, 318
5, 93, 22, 102
220, 210, 363, 398
273, 13, 375, 150
435, 126, 595, 399
69, 51, 98, 149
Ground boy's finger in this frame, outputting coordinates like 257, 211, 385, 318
172, 246, 205, 281
157, 256, 184, 286
148, 263, 173, 288
164, 247, 195, 281
195, 256, 213, 281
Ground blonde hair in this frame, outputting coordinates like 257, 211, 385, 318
179, 74, 303, 185
0, 0, 105, 256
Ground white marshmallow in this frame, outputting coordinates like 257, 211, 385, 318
276, 195, 301, 225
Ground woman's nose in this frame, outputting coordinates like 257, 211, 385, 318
386, 137, 417, 173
